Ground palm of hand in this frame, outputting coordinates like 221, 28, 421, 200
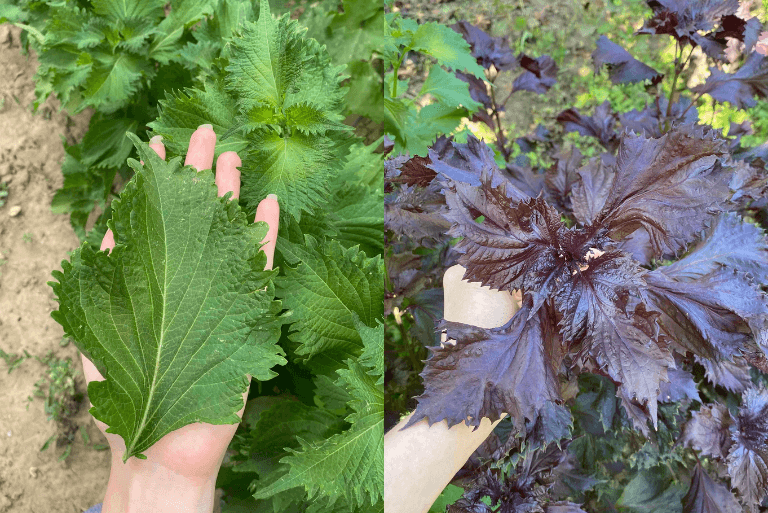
80, 125, 278, 480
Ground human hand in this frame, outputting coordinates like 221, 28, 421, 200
383, 265, 520, 513
81, 124, 279, 513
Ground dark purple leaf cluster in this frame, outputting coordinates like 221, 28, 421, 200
447, 446, 587, 513
681, 385, 768, 509
637, 0, 761, 61
385, 9, 768, 511
405, 125, 768, 437
449, 20, 559, 161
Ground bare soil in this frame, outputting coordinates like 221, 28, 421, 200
0, 24, 111, 513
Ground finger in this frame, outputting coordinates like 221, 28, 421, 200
184, 124, 216, 171
140, 135, 166, 165
149, 135, 166, 160
100, 228, 116, 252
254, 194, 279, 270
443, 265, 518, 328
215, 151, 242, 200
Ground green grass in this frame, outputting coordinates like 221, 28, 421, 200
0, 182, 8, 207
22, 232, 32, 243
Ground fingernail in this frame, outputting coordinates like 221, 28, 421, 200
198, 124, 213, 131
149, 135, 163, 144
266, 193, 278, 201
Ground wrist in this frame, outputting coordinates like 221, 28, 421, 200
102, 454, 217, 513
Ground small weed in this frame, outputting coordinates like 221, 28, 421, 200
32, 352, 85, 461
31, 351, 83, 423
0, 182, 7, 207
22, 232, 33, 243
0, 348, 31, 373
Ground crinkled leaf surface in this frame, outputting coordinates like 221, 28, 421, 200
592, 125, 733, 256
276, 237, 384, 373
554, 251, 671, 427
727, 385, 768, 506
444, 180, 603, 312
697, 355, 752, 393
641, 213, 768, 359
253, 321, 384, 507
680, 403, 733, 459
544, 145, 583, 214
49, 134, 285, 462
571, 155, 615, 226
661, 212, 768, 283
406, 303, 561, 429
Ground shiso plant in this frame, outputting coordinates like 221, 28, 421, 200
0, 0, 383, 243
48, 0, 383, 511
385, 1, 768, 511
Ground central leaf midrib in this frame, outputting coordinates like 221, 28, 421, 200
125, 173, 170, 459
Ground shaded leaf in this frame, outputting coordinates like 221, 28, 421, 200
592, 35, 662, 85
620, 95, 699, 138
546, 502, 588, 513
682, 463, 741, 513
557, 101, 619, 152
451, 20, 517, 71
513, 54, 558, 94
429, 135, 517, 189
658, 367, 700, 403
692, 51, 768, 109
385, 184, 450, 244
727, 385, 768, 507
680, 403, 733, 459
617, 466, 685, 513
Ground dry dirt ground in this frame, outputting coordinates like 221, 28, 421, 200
0, 23, 111, 513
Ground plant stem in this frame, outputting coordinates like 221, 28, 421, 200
489, 78, 511, 160
665, 40, 682, 121
391, 47, 410, 98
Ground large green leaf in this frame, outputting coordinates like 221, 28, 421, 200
226, 0, 309, 112
276, 237, 384, 365
148, 78, 248, 159
81, 51, 149, 113
221, 0, 349, 219
49, 134, 285, 462
252, 321, 384, 507
149, 0, 217, 64
91, 0, 165, 21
